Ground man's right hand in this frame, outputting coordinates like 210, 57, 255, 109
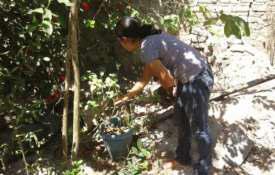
114, 95, 129, 106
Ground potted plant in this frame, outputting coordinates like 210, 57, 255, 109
100, 106, 134, 161
82, 71, 135, 161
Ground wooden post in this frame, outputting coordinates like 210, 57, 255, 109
68, 0, 80, 160
61, 39, 71, 160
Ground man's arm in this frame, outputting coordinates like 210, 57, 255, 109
114, 62, 153, 104
115, 59, 176, 105
149, 59, 175, 91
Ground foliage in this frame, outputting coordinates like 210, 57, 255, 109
220, 13, 250, 39
117, 139, 152, 175
63, 160, 84, 175
0, 0, 66, 123
0, 0, 66, 171
81, 71, 120, 120
200, 6, 250, 38
179, 5, 199, 32
161, 14, 181, 35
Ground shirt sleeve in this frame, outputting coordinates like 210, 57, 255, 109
140, 39, 160, 64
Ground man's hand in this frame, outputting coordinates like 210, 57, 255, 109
114, 95, 129, 106
165, 85, 177, 97
172, 85, 177, 97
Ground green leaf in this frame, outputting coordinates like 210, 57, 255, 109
220, 13, 250, 38
137, 139, 143, 150
233, 16, 250, 36
199, 5, 211, 19
161, 14, 180, 34
219, 13, 227, 23
224, 21, 232, 37
132, 147, 139, 155
57, 0, 73, 6
139, 161, 149, 170
88, 100, 99, 108
42, 20, 53, 35
231, 22, 241, 39
140, 148, 151, 158
27, 24, 39, 34
28, 8, 44, 14
58, 15, 67, 27
244, 22, 250, 36
85, 19, 96, 29
43, 9, 53, 21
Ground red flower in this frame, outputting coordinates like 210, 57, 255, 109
59, 75, 65, 82
45, 90, 61, 104
81, 2, 91, 12
45, 95, 56, 104
53, 90, 61, 99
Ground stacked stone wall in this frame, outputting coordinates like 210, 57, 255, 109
134, 0, 275, 63
192, 0, 274, 51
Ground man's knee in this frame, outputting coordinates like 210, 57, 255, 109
195, 131, 212, 147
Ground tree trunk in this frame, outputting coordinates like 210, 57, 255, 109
68, 0, 80, 160
61, 38, 71, 160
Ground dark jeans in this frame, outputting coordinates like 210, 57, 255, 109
175, 66, 214, 175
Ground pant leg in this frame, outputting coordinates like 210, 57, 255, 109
175, 96, 191, 162
191, 78, 212, 175
175, 66, 214, 174
175, 83, 194, 163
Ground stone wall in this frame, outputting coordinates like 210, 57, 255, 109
134, 0, 275, 64
191, 0, 275, 63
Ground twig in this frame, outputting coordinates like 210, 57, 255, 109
239, 146, 253, 167
19, 143, 29, 175
0, 158, 6, 172
92, 0, 106, 20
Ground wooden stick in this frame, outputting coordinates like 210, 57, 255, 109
210, 74, 275, 101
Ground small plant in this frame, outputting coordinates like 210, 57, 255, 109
101, 103, 135, 133
81, 71, 121, 127
199, 6, 250, 38
179, 5, 199, 32
63, 160, 84, 175
117, 139, 152, 175
160, 14, 181, 35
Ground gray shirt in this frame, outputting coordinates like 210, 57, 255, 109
140, 33, 207, 84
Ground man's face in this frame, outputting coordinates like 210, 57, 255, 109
118, 37, 137, 52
